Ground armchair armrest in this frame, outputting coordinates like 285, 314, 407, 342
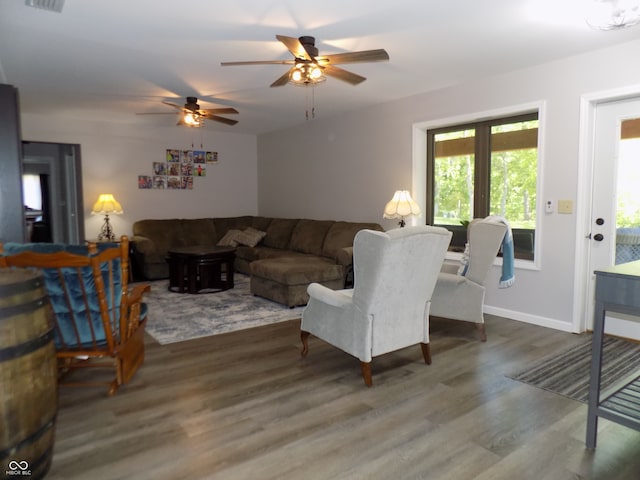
121, 283, 151, 338
440, 262, 460, 275
307, 282, 354, 309
128, 282, 151, 305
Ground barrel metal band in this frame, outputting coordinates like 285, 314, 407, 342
0, 274, 43, 295
0, 415, 56, 461
0, 295, 48, 321
0, 328, 54, 363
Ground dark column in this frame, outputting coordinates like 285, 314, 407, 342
0, 84, 25, 243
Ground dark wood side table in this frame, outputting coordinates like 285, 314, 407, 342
166, 245, 236, 294
586, 260, 640, 448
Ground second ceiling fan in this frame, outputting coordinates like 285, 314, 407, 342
138, 97, 239, 126
221, 35, 389, 87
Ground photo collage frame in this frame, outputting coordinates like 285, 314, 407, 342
138, 149, 219, 189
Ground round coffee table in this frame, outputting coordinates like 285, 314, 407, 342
166, 246, 236, 294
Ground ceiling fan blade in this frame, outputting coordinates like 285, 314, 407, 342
206, 115, 238, 126
161, 101, 186, 111
270, 69, 292, 87
323, 65, 366, 85
320, 49, 390, 65
276, 35, 312, 61
136, 112, 177, 115
221, 60, 295, 66
200, 107, 239, 115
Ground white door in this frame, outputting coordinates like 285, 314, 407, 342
587, 97, 640, 338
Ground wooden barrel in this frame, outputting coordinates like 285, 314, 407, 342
0, 268, 57, 480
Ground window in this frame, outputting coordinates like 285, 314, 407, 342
426, 112, 538, 259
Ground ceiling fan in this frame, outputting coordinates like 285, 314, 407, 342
137, 97, 239, 126
221, 35, 389, 87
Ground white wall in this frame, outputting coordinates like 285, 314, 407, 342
20, 116, 258, 239
257, 38, 640, 331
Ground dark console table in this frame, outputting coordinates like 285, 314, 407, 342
586, 260, 640, 448
166, 246, 235, 294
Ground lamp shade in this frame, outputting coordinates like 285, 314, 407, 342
383, 190, 421, 219
91, 194, 123, 215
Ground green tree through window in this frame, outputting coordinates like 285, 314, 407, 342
427, 112, 538, 259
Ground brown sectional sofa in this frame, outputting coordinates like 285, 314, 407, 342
131, 216, 383, 306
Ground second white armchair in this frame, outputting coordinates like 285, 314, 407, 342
429, 218, 508, 341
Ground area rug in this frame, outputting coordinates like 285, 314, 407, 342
143, 274, 304, 345
507, 336, 640, 403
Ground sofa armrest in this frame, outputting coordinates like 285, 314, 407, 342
132, 235, 156, 255
335, 246, 354, 267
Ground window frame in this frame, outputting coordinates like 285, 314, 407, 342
426, 111, 539, 260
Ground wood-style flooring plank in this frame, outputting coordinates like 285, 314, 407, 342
45, 315, 640, 480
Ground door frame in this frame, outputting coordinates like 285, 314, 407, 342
574, 84, 640, 334
22, 141, 84, 243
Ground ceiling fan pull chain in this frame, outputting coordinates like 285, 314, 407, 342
312, 87, 316, 119
305, 87, 309, 120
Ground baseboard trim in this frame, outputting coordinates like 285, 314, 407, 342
483, 305, 575, 334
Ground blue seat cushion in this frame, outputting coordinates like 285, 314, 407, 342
2, 242, 123, 349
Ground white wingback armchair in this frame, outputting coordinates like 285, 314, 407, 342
300, 225, 452, 386
429, 218, 507, 341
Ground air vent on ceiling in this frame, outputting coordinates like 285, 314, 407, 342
25, 0, 65, 13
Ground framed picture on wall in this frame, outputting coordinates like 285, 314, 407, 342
138, 175, 152, 189
181, 150, 193, 164
182, 176, 193, 189
166, 149, 180, 162
167, 176, 181, 189
181, 164, 193, 176
153, 176, 166, 189
206, 151, 218, 164
167, 163, 180, 176
194, 164, 206, 177
153, 162, 167, 175
193, 150, 206, 163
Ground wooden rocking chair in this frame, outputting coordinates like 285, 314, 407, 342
0, 237, 150, 395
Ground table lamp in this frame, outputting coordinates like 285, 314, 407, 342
383, 190, 421, 227
91, 194, 123, 241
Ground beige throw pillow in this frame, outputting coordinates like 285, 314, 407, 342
234, 227, 267, 247
217, 229, 242, 247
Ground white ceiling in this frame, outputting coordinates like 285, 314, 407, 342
1, 0, 640, 135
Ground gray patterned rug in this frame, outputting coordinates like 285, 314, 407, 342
144, 274, 304, 345
508, 336, 640, 403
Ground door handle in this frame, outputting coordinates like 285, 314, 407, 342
593, 233, 604, 242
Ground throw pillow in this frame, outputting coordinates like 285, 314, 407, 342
217, 229, 242, 247
234, 227, 267, 248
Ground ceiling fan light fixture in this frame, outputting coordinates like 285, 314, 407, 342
289, 62, 326, 86
183, 112, 201, 127
586, 0, 640, 30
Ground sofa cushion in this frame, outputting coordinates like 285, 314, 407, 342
179, 219, 217, 247
322, 221, 384, 261
263, 218, 298, 249
289, 219, 334, 256
251, 256, 342, 285
213, 216, 254, 242
251, 216, 273, 232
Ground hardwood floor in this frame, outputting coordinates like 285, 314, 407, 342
47, 315, 640, 480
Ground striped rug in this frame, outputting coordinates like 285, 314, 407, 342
508, 336, 640, 403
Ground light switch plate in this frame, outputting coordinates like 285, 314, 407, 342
558, 199, 573, 214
